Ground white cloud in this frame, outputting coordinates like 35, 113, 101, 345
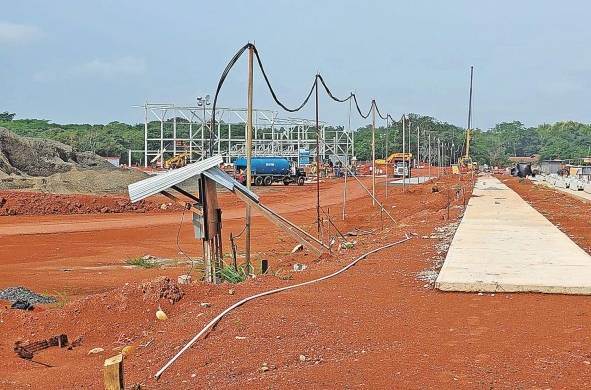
0, 22, 42, 44
78, 56, 146, 78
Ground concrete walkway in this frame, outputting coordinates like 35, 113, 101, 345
436, 175, 591, 294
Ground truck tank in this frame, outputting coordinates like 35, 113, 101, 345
234, 157, 290, 175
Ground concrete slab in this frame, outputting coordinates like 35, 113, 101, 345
389, 176, 433, 185
435, 176, 591, 294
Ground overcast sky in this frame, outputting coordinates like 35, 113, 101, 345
1, 0, 590, 130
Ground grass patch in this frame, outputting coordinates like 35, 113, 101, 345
125, 256, 161, 269
219, 264, 248, 284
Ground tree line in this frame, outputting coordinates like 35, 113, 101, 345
1, 113, 590, 166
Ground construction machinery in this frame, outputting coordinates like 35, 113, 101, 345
458, 66, 475, 170
234, 156, 306, 186
164, 151, 191, 169
376, 152, 413, 178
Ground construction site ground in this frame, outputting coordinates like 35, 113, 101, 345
2, 173, 591, 389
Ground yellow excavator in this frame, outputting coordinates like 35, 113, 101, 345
164, 151, 192, 169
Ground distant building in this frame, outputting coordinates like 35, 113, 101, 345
508, 154, 540, 164
540, 159, 564, 175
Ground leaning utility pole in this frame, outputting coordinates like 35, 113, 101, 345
371, 100, 376, 205
245, 44, 254, 271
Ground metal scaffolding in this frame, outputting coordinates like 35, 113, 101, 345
132, 103, 354, 167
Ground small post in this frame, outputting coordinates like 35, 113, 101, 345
104, 354, 124, 390
371, 100, 376, 205
245, 44, 254, 271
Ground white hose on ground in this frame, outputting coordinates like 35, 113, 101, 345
154, 235, 413, 379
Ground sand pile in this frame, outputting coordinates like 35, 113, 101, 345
0, 127, 147, 193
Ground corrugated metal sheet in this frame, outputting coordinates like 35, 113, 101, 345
128, 155, 223, 202
202, 166, 259, 202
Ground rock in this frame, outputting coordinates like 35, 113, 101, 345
88, 347, 104, 355
177, 275, 191, 285
340, 242, 355, 249
293, 263, 308, 272
235, 336, 247, 340
100, 206, 110, 213
228, 289, 235, 295
156, 308, 168, 321
299, 354, 307, 362
160, 203, 168, 210
200, 302, 211, 308
291, 244, 304, 253
260, 364, 269, 372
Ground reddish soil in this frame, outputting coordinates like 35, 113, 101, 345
502, 176, 591, 255
0, 191, 183, 216
2, 173, 591, 389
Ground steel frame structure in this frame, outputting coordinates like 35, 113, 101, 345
132, 103, 354, 167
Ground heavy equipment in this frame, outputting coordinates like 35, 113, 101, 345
164, 151, 191, 169
458, 66, 475, 169
376, 152, 413, 178
234, 156, 305, 186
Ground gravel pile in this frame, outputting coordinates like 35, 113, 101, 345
0, 286, 56, 305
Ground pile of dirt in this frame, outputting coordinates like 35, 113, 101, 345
0, 190, 181, 216
0, 127, 113, 176
0, 127, 147, 193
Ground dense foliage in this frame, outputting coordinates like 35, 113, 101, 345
2, 113, 590, 166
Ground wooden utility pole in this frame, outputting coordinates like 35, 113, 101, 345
385, 115, 389, 198
245, 44, 254, 271
402, 114, 406, 192
428, 132, 432, 179
417, 126, 420, 167
371, 100, 376, 205
315, 76, 321, 237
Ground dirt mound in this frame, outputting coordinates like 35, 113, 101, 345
0, 190, 181, 216
0, 127, 149, 194
0, 127, 113, 176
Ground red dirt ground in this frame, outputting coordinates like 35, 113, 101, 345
502, 176, 591, 255
2, 172, 591, 389
0, 190, 183, 216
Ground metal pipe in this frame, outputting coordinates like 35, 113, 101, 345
402, 114, 406, 192
154, 236, 413, 380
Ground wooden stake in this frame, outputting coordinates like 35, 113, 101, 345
103, 354, 124, 390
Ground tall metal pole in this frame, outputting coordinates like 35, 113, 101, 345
402, 114, 406, 192
343, 97, 351, 220
371, 100, 376, 205
428, 132, 432, 179
245, 45, 254, 271
315, 76, 321, 237
437, 138, 441, 178
385, 115, 389, 198
417, 125, 420, 167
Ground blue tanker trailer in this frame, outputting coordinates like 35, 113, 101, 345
234, 156, 306, 186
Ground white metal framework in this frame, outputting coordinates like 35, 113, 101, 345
132, 103, 354, 167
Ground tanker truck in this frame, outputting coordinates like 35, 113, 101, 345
234, 156, 306, 186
